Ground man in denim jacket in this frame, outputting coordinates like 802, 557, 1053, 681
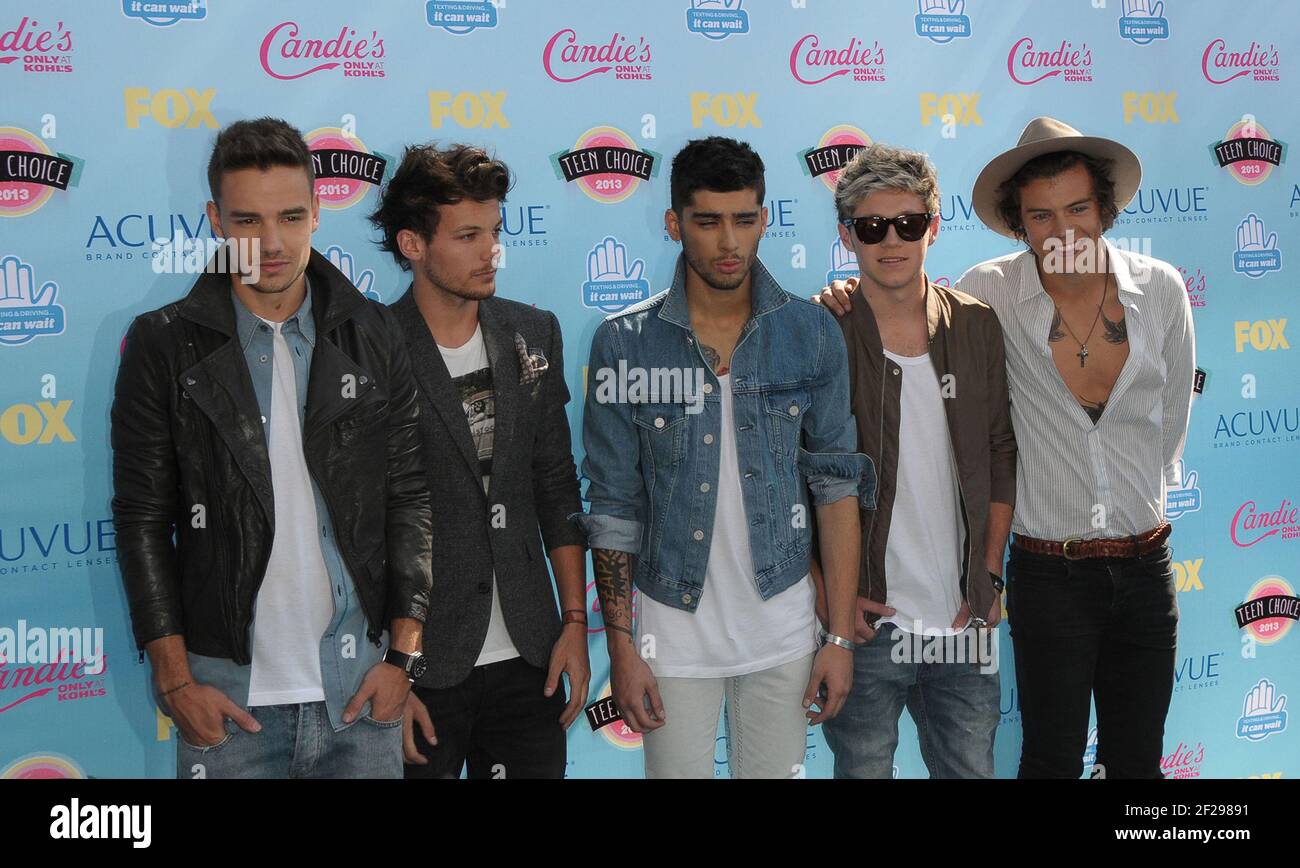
572, 137, 871, 778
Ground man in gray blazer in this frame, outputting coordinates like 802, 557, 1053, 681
370, 143, 589, 779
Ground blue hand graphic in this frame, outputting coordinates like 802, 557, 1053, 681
324, 244, 379, 301
830, 237, 858, 272
1237, 214, 1278, 254
1243, 680, 1285, 720
919, 0, 964, 15
1121, 0, 1164, 17
588, 237, 645, 283
0, 255, 59, 307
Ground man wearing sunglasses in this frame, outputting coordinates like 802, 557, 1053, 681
813, 142, 1015, 778
817, 119, 1195, 779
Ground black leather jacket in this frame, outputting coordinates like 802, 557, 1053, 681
111, 250, 433, 663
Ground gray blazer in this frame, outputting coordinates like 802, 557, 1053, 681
391, 289, 585, 688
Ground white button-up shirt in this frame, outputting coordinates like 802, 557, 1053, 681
958, 239, 1196, 540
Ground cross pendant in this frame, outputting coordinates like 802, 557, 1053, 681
1077, 345, 1089, 368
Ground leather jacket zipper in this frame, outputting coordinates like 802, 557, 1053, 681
305, 436, 384, 649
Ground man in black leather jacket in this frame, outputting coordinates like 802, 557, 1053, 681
111, 118, 433, 778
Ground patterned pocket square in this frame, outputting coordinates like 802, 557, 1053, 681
515, 332, 549, 394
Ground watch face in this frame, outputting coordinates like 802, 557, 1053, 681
410, 655, 428, 679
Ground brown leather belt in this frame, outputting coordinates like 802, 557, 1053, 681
1012, 523, 1171, 561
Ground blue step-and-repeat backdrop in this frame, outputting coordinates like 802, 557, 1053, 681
1, 0, 1296, 779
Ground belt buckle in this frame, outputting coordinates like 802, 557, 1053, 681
1061, 537, 1085, 560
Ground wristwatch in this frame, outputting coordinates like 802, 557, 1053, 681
383, 648, 428, 682
989, 570, 1005, 594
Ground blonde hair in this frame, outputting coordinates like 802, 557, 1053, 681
834, 142, 941, 220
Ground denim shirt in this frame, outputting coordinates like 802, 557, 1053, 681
186, 282, 384, 732
572, 255, 874, 613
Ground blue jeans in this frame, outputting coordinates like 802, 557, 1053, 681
175, 702, 403, 779
823, 628, 1000, 779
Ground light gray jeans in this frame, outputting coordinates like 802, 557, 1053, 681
643, 652, 816, 779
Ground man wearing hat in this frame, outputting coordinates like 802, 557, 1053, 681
816, 118, 1195, 778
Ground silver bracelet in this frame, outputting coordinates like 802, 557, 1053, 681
820, 631, 854, 650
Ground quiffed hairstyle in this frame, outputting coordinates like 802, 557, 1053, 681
834, 142, 941, 220
670, 136, 765, 213
995, 150, 1119, 242
206, 117, 315, 206
369, 143, 512, 271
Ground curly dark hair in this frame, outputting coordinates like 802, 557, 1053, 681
369, 143, 513, 271
670, 136, 765, 214
995, 150, 1119, 242
207, 117, 314, 206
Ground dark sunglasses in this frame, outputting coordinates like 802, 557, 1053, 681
840, 212, 934, 245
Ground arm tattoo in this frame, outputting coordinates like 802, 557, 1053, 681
593, 548, 634, 645
1048, 309, 1065, 342
699, 342, 728, 376
1102, 310, 1128, 344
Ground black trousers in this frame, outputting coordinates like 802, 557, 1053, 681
1006, 542, 1179, 779
404, 657, 567, 780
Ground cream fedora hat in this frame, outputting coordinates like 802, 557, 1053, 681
972, 116, 1142, 238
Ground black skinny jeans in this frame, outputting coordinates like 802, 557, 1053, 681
1006, 542, 1179, 779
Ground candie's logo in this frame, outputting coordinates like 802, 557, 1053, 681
551, 127, 659, 204
1230, 499, 1299, 548
542, 29, 652, 83
1212, 118, 1287, 186
1179, 265, 1207, 308
0, 622, 106, 714
427, 1, 498, 34
0, 127, 81, 218
305, 128, 391, 211
1202, 39, 1280, 84
259, 21, 386, 80
1235, 577, 1298, 644
789, 35, 886, 84
0, 16, 73, 73
800, 125, 872, 191
122, 0, 207, 27
1161, 741, 1205, 779
1007, 37, 1093, 85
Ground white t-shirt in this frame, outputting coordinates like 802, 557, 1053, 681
439, 324, 521, 668
637, 374, 818, 678
247, 321, 335, 706
879, 349, 966, 637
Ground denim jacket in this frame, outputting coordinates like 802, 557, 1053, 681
571, 255, 874, 614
